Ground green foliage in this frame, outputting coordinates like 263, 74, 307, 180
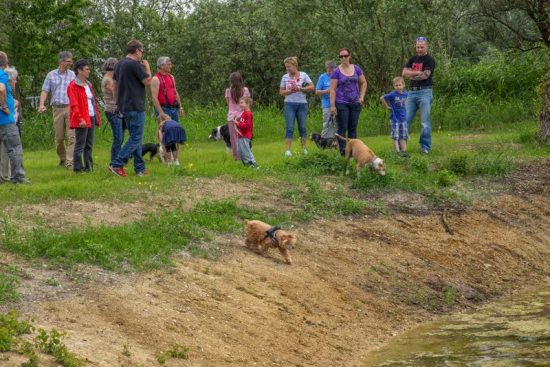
0, 311, 32, 352
157, 343, 190, 364
2, 199, 254, 270
291, 151, 343, 175
445, 154, 470, 176
0, 265, 21, 304
436, 169, 457, 187
35, 329, 84, 367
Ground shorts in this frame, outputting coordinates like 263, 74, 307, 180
391, 120, 408, 140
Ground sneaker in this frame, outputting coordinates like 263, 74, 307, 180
11, 178, 31, 185
285, 150, 292, 158
421, 149, 429, 154
174, 160, 180, 166
303, 149, 309, 155
399, 151, 411, 158
136, 169, 150, 177
109, 165, 127, 177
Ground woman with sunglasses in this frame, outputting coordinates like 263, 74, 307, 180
329, 48, 367, 155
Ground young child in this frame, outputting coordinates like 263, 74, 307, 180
234, 96, 257, 167
380, 76, 409, 157
158, 115, 187, 166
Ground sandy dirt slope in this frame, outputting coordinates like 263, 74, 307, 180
2, 191, 547, 367
1, 162, 548, 366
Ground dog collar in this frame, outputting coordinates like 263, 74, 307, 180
264, 226, 281, 245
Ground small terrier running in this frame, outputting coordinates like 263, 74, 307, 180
244, 220, 297, 264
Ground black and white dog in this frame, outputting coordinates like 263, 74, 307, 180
142, 143, 163, 162
208, 124, 231, 149
310, 133, 338, 149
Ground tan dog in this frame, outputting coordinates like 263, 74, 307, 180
335, 134, 386, 177
244, 220, 297, 264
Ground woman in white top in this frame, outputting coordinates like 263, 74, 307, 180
279, 56, 314, 157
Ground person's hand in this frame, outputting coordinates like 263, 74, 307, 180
160, 112, 170, 121
38, 104, 47, 113
1, 106, 9, 115
358, 97, 365, 106
79, 120, 87, 128
179, 107, 185, 118
386, 105, 392, 110
141, 60, 150, 69
330, 106, 336, 115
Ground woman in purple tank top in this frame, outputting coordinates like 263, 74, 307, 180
329, 48, 367, 155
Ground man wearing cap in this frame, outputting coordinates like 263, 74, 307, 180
402, 37, 436, 154
151, 56, 184, 122
315, 60, 336, 139
39, 51, 76, 168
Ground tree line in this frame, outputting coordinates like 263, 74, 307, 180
0, 0, 548, 142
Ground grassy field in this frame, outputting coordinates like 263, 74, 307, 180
0, 118, 547, 275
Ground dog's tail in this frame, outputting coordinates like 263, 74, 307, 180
335, 133, 348, 141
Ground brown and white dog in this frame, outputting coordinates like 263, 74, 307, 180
335, 134, 386, 177
244, 220, 297, 264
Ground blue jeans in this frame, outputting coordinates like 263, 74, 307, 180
106, 111, 124, 163
336, 102, 362, 155
111, 111, 145, 173
284, 102, 308, 139
156, 106, 180, 122
406, 88, 433, 152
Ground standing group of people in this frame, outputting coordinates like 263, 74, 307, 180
285, 38, 435, 158
0, 37, 435, 183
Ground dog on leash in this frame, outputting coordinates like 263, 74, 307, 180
141, 143, 162, 162
310, 133, 338, 149
335, 134, 386, 177
244, 220, 297, 264
208, 124, 231, 149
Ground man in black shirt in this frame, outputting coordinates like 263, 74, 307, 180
402, 37, 436, 154
109, 40, 152, 177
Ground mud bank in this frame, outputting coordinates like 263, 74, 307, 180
2, 191, 548, 366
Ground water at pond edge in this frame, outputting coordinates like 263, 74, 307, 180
363, 286, 550, 366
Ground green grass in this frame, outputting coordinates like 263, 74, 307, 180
0, 119, 548, 271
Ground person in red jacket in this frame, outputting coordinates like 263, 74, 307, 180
67, 59, 101, 173
234, 96, 256, 167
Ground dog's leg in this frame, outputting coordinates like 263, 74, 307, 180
279, 247, 292, 265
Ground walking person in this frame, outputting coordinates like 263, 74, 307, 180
402, 36, 436, 154
0, 51, 27, 184
315, 60, 336, 139
109, 40, 152, 177
38, 51, 76, 168
67, 59, 101, 173
329, 48, 367, 156
225, 72, 250, 160
101, 57, 125, 163
279, 56, 314, 157
151, 56, 184, 122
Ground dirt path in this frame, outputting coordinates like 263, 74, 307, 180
3, 191, 548, 366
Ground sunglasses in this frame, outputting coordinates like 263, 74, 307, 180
339, 54, 350, 58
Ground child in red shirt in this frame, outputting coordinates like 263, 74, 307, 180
234, 96, 257, 167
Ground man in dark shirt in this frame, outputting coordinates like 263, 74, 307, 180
109, 40, 152, 177
402, 37, 436, 154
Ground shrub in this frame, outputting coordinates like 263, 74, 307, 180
436, 169, 457, 187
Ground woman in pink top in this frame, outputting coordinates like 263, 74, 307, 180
225, 72, 250, 160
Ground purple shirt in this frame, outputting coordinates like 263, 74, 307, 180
330, 65, 364, 104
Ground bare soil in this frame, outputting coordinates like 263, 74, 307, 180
1, 164, 549, 366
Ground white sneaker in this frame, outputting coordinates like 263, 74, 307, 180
285, 150, 292, 157
174, 160, 180, 166
303, 149, 309, 155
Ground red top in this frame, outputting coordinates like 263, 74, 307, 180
155, 72, 177, 106
236, 111, 253, 139
67, 79, 101, 129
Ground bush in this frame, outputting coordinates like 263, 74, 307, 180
436, 169, 457, 187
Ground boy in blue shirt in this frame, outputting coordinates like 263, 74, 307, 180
315, 60, 336, 139
381, 76, 409, 157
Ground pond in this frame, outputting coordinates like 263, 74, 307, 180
363, 287, 550, 367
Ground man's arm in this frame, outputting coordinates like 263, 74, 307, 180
172, 76, 185, 117
150, 76, 169, 119
402, 67, 423, 80
0, 83, 9, 115
140, 60, 152, 86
